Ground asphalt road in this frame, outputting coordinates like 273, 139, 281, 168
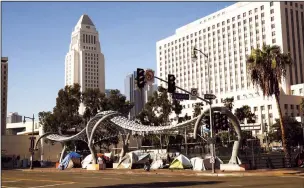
2, 170, 304, 188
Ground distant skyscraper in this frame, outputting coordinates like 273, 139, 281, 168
1, 57, 8, 135
124, 72, 157, 119
6, 112, 22, 123
65, 14, 105, 114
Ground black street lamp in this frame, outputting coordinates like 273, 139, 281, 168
23, 114, 35, 170
191, 46, 217, 173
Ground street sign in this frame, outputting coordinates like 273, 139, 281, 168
190, 88, 198, 100
210, 156, 215, 164
145, 69, 155, 85
204, 94, 216, 100
172, 93, 190, 100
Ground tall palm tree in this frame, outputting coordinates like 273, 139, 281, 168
246, 44, 292, 164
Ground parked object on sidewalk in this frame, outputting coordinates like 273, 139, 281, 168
169, 154, 192, 169
117, 151, 151, 169
203, 155, 223, 170
144, 161, 151, 171
190, 157, 205, 171
82, 153, 112, 169
150, 159, 164, 169
295, 151, 304, 167
58, 152, 81, 170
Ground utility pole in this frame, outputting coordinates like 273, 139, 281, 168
24, 114, 35, 170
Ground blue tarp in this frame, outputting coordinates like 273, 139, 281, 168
58, 152, 81, 170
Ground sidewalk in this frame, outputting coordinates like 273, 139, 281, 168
15, 167, 304, 177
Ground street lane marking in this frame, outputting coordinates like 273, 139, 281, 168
28, 182, 75, 188
2, 178, 74, 184
2, 186, 21, 188
2, 180, 21, 183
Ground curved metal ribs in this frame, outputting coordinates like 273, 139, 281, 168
35, 110, 198, 149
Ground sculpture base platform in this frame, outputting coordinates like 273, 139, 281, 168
87, 164, 106, 171
113, 163, 119, 169
220, 164, 248, 171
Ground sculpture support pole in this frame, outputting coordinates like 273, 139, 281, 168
193, 106, 242, 165
59, 144, 67, 163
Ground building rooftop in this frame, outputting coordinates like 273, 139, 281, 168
77, 14, 95, 26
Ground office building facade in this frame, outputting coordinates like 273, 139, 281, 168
65, 14, 105, 114
6, 112, 22, 124
156, 2, 304, 138
124, 72, 157, 119
1, 57, 8, 135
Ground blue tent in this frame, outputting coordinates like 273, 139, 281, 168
58, 152, 81, 170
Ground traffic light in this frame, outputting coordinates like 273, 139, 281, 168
213, 112, 221, 133
220, 114, 229, 130
168, 74, 176, 93
202, 115, 210, 130
136, 68, 146, 89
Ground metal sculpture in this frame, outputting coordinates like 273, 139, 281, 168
193, 106, 242, 164
35, 110, 197, 164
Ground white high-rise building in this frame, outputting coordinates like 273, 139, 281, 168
65, 14, 105, 114
156, 2, 304, 139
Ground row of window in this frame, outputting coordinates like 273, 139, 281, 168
160, 7, 275, 49
83, 46, 96, 51
285, 1, 304, 9
82, 34, 96, 44
284, 104, 301, 110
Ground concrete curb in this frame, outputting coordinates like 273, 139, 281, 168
13, 169, 303, 178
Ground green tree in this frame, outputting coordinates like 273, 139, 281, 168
104, 89, 133, 116
268, 116, 303, 147
193, 103, 203, 117
246, 44, 292, 161
39, 84, 83, 135
82, 88, 107, 122
223, 97, 234, 111
82, 88, 133, 153
137, 86, 183, 151
300, 98, 304, 114
234, 105, 255, 124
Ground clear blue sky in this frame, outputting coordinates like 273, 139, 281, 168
2, 2, 234, 118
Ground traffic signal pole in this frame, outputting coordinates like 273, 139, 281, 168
154, 76, 210, 104
155, 75, 216, 173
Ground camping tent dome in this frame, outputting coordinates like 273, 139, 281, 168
169, 154, 192, 169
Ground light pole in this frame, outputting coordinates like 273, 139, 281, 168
191, 46, 215, 173
23, 114, 35, 170
264, 121, 269, 152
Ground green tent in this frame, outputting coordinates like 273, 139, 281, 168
169, 154, 192, 169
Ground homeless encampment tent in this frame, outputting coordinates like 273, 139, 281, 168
58, 152, 81, 170
151, 159, 164, 169
169, 154, 192, 169
117, 152, 151, 169
117, 152, 138, 169
202, 155, 223, 170
190, 157, 205, 171
81, 153, 112, 169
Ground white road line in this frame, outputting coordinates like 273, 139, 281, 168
102, 177, 121, 180
2, 180, 20, 183
28, 182, 75, 188
2, 186, 20, 188
228, 185, 242, 187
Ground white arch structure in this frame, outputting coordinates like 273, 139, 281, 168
35, 108, 242, 165
35, 111, 198, 164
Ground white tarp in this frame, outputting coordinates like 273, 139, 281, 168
81, 154, 93, 169
169, 154, 192, 169
190, 157, 205, 171
117, 152, 138, 169
151, 159, 164, 169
